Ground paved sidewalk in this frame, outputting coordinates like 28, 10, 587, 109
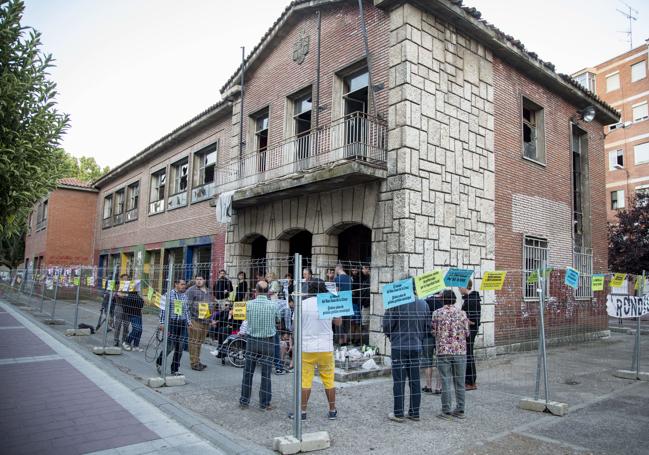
0, 301, 231, 455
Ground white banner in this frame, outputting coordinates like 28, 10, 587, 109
607, 294, 649, 318
216, 191, 234, 224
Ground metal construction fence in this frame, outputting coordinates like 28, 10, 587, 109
0, 257, 647, 452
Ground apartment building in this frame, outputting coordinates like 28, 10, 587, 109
24, 178, 98, 268
572, 39, 649, 222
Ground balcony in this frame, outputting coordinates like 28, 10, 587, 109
215, 113, 387, 207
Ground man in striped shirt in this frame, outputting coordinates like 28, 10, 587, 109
156, 279, 190, 376
239, 280, 281, 410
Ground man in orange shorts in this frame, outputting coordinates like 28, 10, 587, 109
290, 279, 341, 420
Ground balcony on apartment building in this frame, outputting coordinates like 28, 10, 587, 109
215, 112, 388, 207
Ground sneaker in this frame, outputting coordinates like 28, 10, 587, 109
288, 412, 307, 420
171, 371, 183, 376
199, 362, 207, 369
328, 409, 338, 420
122, 342, 132, 351
451, 410, 466, 419
422, 386, 433, 394
260, 404, 274, 411
239, 402, 249, 410
406, 414, 420, 421
388, 412, 405, 422
437, 412, 453, 421
465, 384, 477, 391
191, 364, 202, 371
275, 368, 286, 375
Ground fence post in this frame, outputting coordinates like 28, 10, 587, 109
72, 268, 82, 331
533, 267, 549, 403
39, 272, 46, 314
101, 265, 119, 349
632, 270, 646, 376
292, 253, 303, 441
50, 272, 60, 319
28, 270, 35, 300
161, 263, 174, 381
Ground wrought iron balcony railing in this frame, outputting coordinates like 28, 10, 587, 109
215, 112, 387, 194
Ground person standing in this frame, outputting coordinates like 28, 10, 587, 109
113, 274, 131, 348
422, 293, 444, 394
432, 289, 469, 420
156, 279, 190, 375
186, 274, 213, 371
289, 279, 341, 420
382, 280, 430, 422
235, 271, 248, 301
123, 286, 145, 351
460, 280, 481, 390
301, 267, 313, 295
239, 281, 281, 410
334, 265, 353, 345
214, 269, 233, 301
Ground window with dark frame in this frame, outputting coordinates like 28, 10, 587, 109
192, 143, 217, 202
611, 190, 624, 210
168, 158, 189, 210
102, 195, 113, 228
254, 110, 269, 172
609, 149, 624, 170
522, 97, 545, 163
149, 168, 166, 214
293, 93, 312, 161
126, 181, 139, 222
113, 189, 125, 225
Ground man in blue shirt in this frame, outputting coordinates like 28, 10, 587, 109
156, 279, 190, 376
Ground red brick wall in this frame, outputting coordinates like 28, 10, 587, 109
23, 188, 98, 267
236, 0, 389, 154
94, 115, 231, 256
493, 56, 609, 344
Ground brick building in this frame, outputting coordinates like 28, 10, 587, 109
572, 39, 649, 222
212, 0, 618, 351
24, 178, 98, 268
92, 102, 232, 287
28, 0, 617, 351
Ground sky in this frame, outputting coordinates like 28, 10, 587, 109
22, 0, 649, 170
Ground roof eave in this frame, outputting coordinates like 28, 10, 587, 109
94, 101, 232, 188
57, 184, 99, 193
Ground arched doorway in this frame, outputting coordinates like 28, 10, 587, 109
289, 230, 312, 264
338, 224, 372, 264
250, 235, 267, 282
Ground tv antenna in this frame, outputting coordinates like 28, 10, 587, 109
617, 1, 638, 49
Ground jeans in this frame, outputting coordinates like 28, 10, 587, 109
113, 305, 129, 345
157, 319, 185, 373
125, 314, 142, 347
466, 330, 478, 385
391, 349, 421, 418
240, 336, 274, 408
437, 355, 466, 413
274, 332, 282, 370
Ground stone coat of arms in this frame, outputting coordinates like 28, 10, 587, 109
293, 28, 310, 65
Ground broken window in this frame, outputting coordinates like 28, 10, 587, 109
522, 97, 545, 163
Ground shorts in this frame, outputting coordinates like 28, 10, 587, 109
302, 352, 335, 389
421, 335, 436, 368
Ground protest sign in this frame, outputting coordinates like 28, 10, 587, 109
564, 267, 580, 289
610, 273, 627, 288
232, 302, 247, 320
480, 271, 507, 291
198, 302, 210, 319
444, 268, 473, 288
592, 274, 605, 292
317, 291, 354, 319
147, 287, 154, 301
325, 282, 338, 296
382, 279, 415, 309
173, 300, 183, 316
606, 294, 649, 318
414, 270, 445, 298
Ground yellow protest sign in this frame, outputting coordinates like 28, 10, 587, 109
147, 287, 154, 300
526, 271, 538, 284
107, 280, 116, 291
102, 279, 107, 289
592, 275, 605, 292
480, 271, 507, 291
72, 277, 80, 286
232, 302, 247, 320
198, 302, 210, 319
414, 270, 445, 298
173, 299, 183, 316
610, 273, 626, 288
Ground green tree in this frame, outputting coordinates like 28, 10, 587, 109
0, 234, 24, 269
0, 0, 70, 240
60, 153, 110, 183
608, 192, 649, 276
